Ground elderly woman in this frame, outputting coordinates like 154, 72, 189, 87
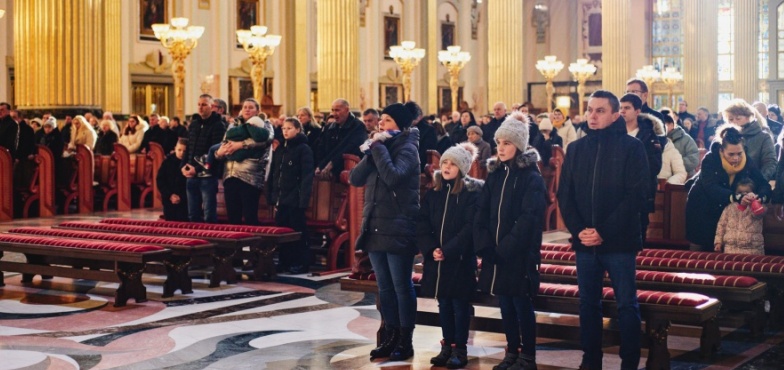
686, 125, 771, 251
723, 99, 777, 180
68, 115, 97, 151
94, 120, 119, 155
118, 115, 148, 153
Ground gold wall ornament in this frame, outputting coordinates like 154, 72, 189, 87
389, 41, 425, 102
569, 59, 597, 115
151, 17, 204, 118
661, 67, 683, 109
438, 46, 471, 113
536, 56, 564, 113
236, 25, 282, 103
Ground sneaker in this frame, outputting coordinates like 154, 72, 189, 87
197, 170, 212, 178
508, 354, 537, 370
493, 351, 518, 370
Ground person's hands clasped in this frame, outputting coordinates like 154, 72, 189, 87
741, 192, 757, 206
170, 194, 180, 204
433, 248, 444, 261
182, 164, 196, 178
579, 228, 603, 247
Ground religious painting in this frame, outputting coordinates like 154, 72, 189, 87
384, 15, 400, 59
438, 87, 464, 114
263, 77, 273, 97
238, 0, 259, 31
139, 0, 168, 41
380, 84, 402, 107
441, 21, 455, 50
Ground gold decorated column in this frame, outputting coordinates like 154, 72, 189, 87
317, 0, 359, 112
601, 0, 631, 93
487, 0, 523, 106
733, 0, 759, 102
683, 0, 718, 112
15, 0, 116, 112
103, 0, 122, 113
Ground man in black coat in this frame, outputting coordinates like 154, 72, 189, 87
315, 99, 367, 180
557, 90, 649, 370
678, 100, 697, 124
626, 78, 665, 122
0, 102, 19, 157
140, 113, 168, 153
483, 102, 507, 149
405, 101, 437, 173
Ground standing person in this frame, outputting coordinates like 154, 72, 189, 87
532, 117, 563, 168
0, 103, 18, 154
686, 125, 771, 251
61, 115, 73, 145
362, 108, 380, 136
407, 101, 437, 173
625, 78, 665, 122
551, 107, 577, 151
296, 106, 322, 156
316, 99, 367, 180
484, 102, 508, 150
452, 111, 477, 144
267, 117, 314, 274
349, 102, 420, 361
689, 107, 718, 148
214, 98, 272, 225
474, 112, 546, 370
753, 101, 783, 139
418, 143, 483, 369
170, 116, 188, 138
714, 177, 766, 255
141, 113, 167, 153
434, 121, 453, 154
182, 94, 226, 223
678, 100, 697, 124
36, 117, 64, 159
724, 99, 778, 181
158, 138, 189, 221
664, 114, 700, 176
557, 90, 650, 370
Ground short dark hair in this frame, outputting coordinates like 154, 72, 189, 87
284, 117, 303, 130
213, 98, 228, 113
697, 106, 711, 115
589, 90, 621, 113
620, 94, 643, 110
363, 108, 379, 116
0, 102, 11, 110
736, 176, 755, 192
625, 78, 649, 93
199, 94, 213, 101
176, 138, 189, 146
718, 125, 744, 149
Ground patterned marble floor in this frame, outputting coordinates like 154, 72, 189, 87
1, 211, 783, 369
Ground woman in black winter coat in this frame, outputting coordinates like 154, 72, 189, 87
686, 125, 771, 251
94, 120, 119, 155
417, 142, 483, 368
474, 112, 547, 370
349, 102, 420, 362
267, 118, 315, 274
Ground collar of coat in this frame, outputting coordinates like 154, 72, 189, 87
432, 170, 485, 192
638, 112, 665, 136
283, 132, 308, 146
486, 147, 541, 173
667, 124, 685, 140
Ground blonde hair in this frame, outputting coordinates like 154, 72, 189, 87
722, 99, 768, 128
297, 107, 321, 129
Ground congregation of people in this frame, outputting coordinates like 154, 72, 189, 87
3, 73, 784, 369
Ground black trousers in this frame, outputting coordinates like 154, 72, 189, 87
163, 199, 189, 221
223, 177, 262, 225
275, 205, 309, 268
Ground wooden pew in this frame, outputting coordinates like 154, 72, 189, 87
146, 142, 164, 208
16, 145, 57, 218
540, 145, 565, 230
94, 143, 131, 212
0, 146, 12, 221
59, 144, 95, 215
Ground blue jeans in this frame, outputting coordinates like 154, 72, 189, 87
498, 294, 537, 357
438, 297, 471, 347
368, 251, 417, 329
186, 177, 218, 223
575, 251, 641, 370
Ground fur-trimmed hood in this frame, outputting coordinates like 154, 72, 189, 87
639, 112, 665, 136
486, 147, 541, 173
432, 170, 485, 192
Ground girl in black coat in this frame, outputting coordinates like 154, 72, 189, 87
474, 112, 547, 370
417, 142, 483, 368
267, 118, 315, 274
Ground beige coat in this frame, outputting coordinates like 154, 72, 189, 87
69, 125, 97, 150
714, 203, 765, 255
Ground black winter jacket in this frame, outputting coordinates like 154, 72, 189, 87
141, 125, 167, 153
35, 127, 64, 159
417, 172, 483, 300
557, 116, 650, 253
15, 122, 36, 160
349, 128, 421, 255
183, 112, 226, 176
634, 113, 665, 213
474, 148, 546, 297
267, 133, 315, 209
157, 153, 188, 205
94, 130, 118, 156
317, 114, 367, 179
416, 121, 437, 173
686, 141, 771, 248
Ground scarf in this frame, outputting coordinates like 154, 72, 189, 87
721, 151, 747, 185
552, 107, 567, 129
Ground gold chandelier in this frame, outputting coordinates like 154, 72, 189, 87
236, 25, 282, 103
152, 17, 204, 118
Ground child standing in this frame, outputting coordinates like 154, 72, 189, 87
418, 142, 484, 369
157, 138, 189, 221
267, 117, 315, 274
714, 177, 767, 255
474, 112, 547, 370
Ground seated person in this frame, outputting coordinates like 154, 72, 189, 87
195, 116, 270, 177
532, 117, 563, 167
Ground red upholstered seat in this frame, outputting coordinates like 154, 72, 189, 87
637, 256, 784, 274
9, 227, 210, 247
541, 243, 572, 252
58, 221, 255, 240
539, 283, 711, 307
640, 249, 784, 264
99, 218, 295, 235
0, 233, 164, 253
540, 263, 759, 287
541, 250, 577, 262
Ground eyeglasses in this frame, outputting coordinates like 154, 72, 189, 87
625, 90, 644, 95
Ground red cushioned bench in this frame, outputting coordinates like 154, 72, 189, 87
8, 227, 216, 298
98, 218, 302, 280
340, 277, 721, 369
55, 221, 261, 287
542, 242, 784, 264
0, 233, 170, 307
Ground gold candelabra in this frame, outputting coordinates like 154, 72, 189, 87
438, 46, 471, 112
389, 41, 425, 102
536, 56, 564, 113
661, 67, 683, 109
568, 59, 597, 116
635, 65, 661, 106
152, 17, 204, 118
236, 25, 282, 103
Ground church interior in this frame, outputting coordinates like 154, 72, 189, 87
3, 0, 784, 369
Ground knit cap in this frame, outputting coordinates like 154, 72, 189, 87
441, 142, 478, 176
467, 125, 483, 136
539, 117, 553, 132
494, 111, 530, 151
381, 103, 414, 129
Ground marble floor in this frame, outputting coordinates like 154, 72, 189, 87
1, 210, 784, 369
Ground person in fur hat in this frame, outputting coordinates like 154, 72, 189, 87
417, 142, 484, 368
474, 111, 546, 370
620, 93, 664, 242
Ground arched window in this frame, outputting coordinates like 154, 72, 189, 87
652, 0, 683, 109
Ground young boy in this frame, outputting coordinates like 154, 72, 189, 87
158, 138, 189, 221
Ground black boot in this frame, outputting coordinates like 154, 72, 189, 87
493, 350, 519, 370
430, 340, 452, 366
370, 327, 399, 358
389, 326, 415, 361
446, 345, 468, 369
508, 353, 537, 370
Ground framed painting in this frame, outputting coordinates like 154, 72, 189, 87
383, 15, 400, 59
379, 84, 402, 107
238, 0, 259, 31
441, 21, 455, 50
140, 0, 168, 41
438, 86, 464, 113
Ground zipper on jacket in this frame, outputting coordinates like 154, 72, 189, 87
591, 142, 601, 254
434, 183, 451, 300
491, 166, 511, 295
275, 141, 288, 207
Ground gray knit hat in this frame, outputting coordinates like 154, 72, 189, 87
467, 125, 483, 137
441, 142, 478, 176
494, 111, 530, 151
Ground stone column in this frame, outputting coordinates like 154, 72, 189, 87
103, 0, 122, 113
317, 0, 359, 112
601, 0, 631, 93
733, 0, 759, 102
487, 0, 524, 107
14, 0, 115, 113
683, 0, 719, 112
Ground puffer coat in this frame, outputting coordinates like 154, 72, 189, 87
267, 132, 314, 209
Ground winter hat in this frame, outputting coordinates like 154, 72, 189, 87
539, 117, 553, 132
494, 111, 530, 151
467, 125, 483, 137
381, 103, 414, 129
246, 116, 264, 128
441, 142, 478, 176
